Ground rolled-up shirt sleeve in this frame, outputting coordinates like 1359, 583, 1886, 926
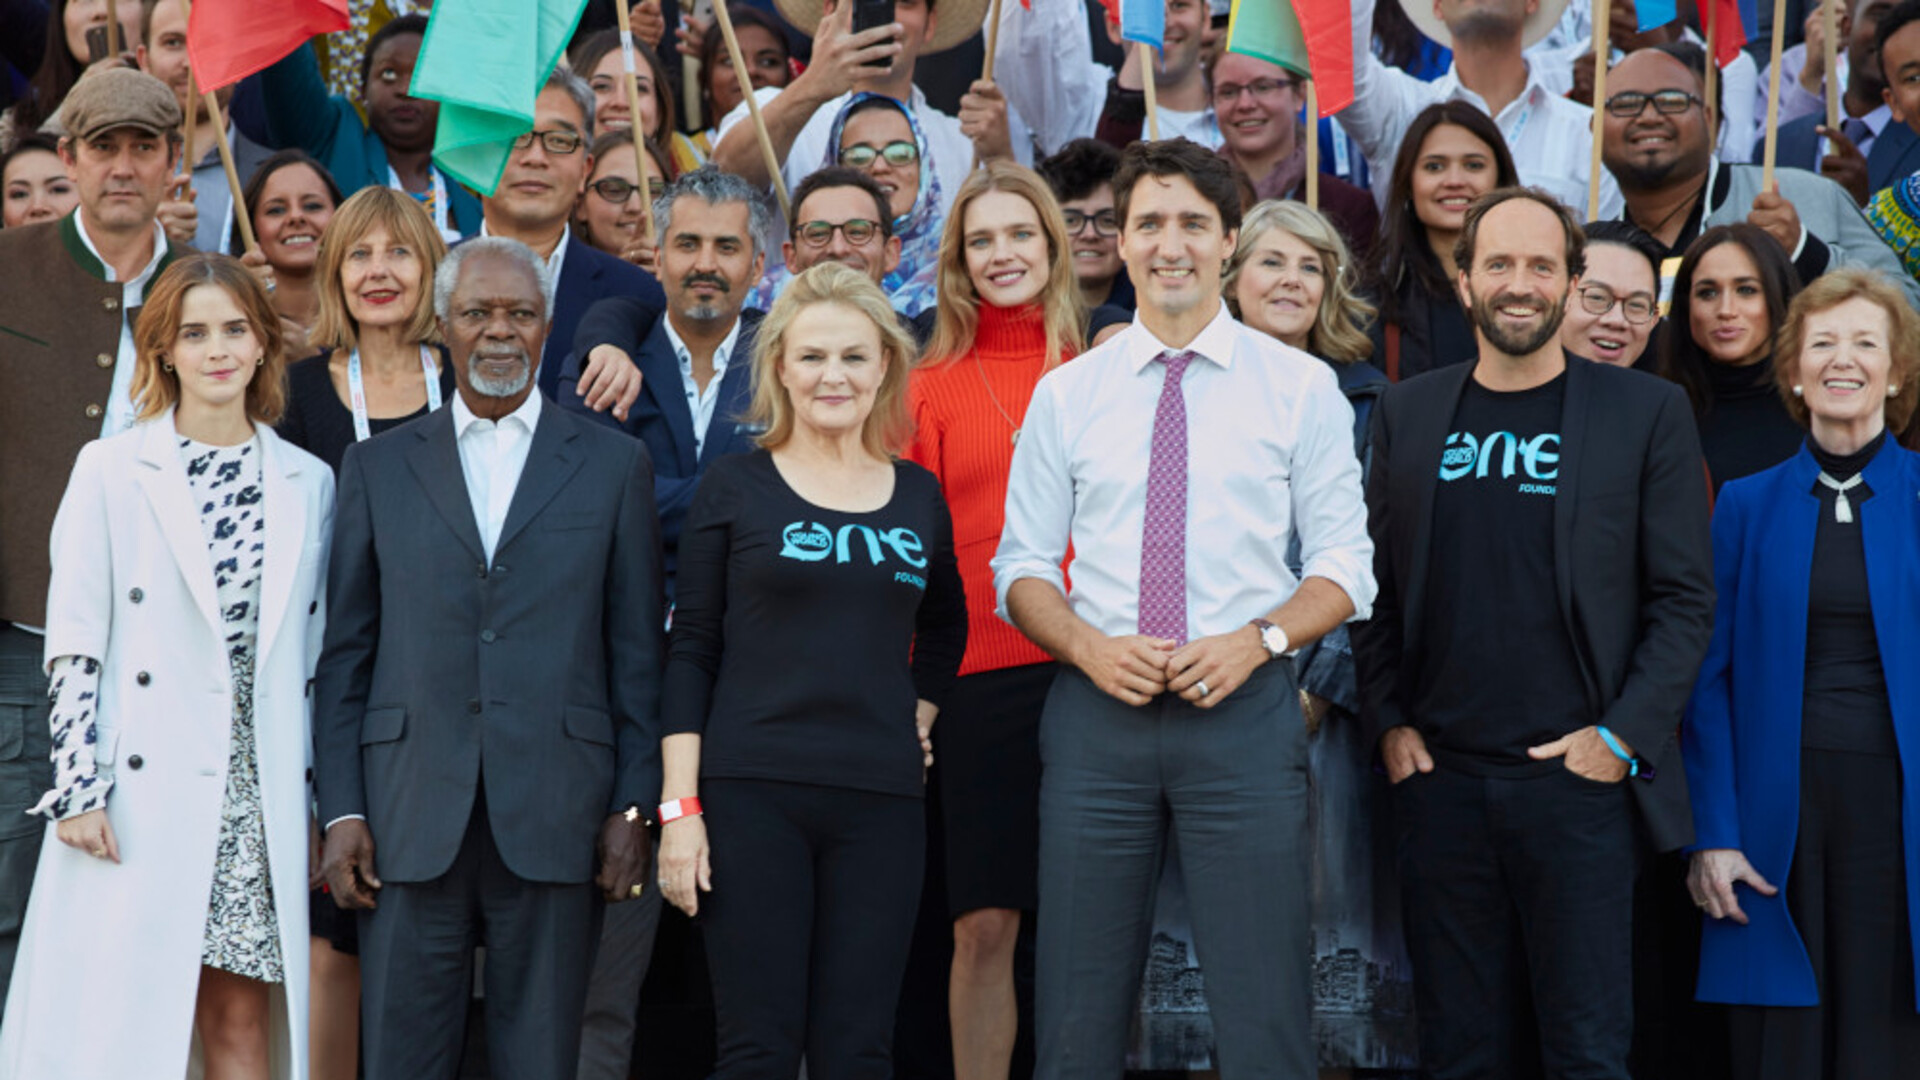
1289, 370, 1376, 621
991, 372, 1074, 622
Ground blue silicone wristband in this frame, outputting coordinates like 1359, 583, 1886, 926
1594, 726, 1639, 777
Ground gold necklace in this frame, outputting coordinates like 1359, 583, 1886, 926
973, 351, 1023, 446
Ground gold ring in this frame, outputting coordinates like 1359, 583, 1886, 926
629, 883, 644, 899
90, 847, 105, 858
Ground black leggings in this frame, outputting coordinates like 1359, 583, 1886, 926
700, 777, 925, 1080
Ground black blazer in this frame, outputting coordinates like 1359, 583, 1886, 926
313, 402, 666, 884
536, 234, 667, 402
1352, 356, 1716, 851
561, 300, 764, 592
1766, 115, 1920, 197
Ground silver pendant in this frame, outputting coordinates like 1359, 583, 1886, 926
1836, 492, 1854, 524
1011, 428, 1021, 446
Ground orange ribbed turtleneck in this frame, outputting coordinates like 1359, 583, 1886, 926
907, 303, 1071, 677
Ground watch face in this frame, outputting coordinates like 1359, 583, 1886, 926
1261, 626, 1286, 655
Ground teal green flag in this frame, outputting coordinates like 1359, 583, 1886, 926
411, 0, 590, 195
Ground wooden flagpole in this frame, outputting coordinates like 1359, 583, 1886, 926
181, 69, 199, 180
106, 0, 123, 57
1304, 79, 1318, 210
712, 0, 791, 217
1141, 46, 1161, 140
1823, 0, 1842, 134
175, 0, 255, 254
1761, 0, 1788, 186
970, 0, 1007, 169
615, 0, 659, 245
1588, 0, 1612, 220
1704, 1, 1720, 136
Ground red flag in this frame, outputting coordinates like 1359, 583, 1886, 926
1298, 0, 1353, 116
187, 0, 350, 92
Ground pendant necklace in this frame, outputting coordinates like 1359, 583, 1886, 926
973, 352, 1024, 446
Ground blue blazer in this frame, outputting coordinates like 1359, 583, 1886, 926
1683, 439, 1920, 1007
538, 236, 667, 403
1766, 116, 1920, 197
559, 300, 762, 592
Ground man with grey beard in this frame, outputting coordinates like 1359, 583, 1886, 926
314, 237, 667, 1080
1355, 187, 1713, 1079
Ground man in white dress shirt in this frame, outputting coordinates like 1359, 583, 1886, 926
1338, 0, 1624, 216
991, 139, 1376, 1080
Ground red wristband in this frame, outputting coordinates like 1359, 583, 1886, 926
657, 797, 703, 825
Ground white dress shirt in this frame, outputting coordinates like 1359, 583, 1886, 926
452, 387, 542, 563
718, 83, 1033, 219
661, 314, 743, 457
73, 214, 168, 438
991, 304, 1376, 640
1341, 0, 1623, 217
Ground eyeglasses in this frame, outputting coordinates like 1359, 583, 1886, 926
1603, 90, 1703, 119
795, 218, 882, 247
1061, 209, 1119, 237
1212, 77, 1299, 103
839, 140, 919, 169
588, 177, 667, 204
1578, 285, 1657, 325
511, 128, 585, 154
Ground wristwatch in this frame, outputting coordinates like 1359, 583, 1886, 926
1250, 618, 1290, 661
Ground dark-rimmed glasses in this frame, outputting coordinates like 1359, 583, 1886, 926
589, 177, 667, 204
1578, 285, 1657, 325
1604, 90, 1703, 119
1062, 209, 1119, 237
795, 219, 882, 248
839, 140, 919, 169
511, 128, 585, 154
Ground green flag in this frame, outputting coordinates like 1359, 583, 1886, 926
1223, 0, 1309, 76
411, 0, 590, 195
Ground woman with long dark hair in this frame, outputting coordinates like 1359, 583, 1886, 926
1659, 223, 1804, 492
237, 149, 346, 359
1371, 102, 1517, 382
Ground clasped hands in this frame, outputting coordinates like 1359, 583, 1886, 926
1076, 625, 1268, 709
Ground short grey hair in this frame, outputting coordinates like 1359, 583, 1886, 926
546, 65, 596, 134
434, 237, 555, 322
652, 166, 774, 263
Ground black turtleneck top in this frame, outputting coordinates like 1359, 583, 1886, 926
1802, 431, 1896, 755
1697, 356, 1806, 493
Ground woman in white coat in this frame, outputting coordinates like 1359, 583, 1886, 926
0, 253, 333, 1080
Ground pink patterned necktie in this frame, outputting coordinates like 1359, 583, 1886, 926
1138, 349, 1195, 644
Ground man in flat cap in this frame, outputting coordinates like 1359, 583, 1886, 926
0, 67, 190, 1023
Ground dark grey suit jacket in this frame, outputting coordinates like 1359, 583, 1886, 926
1765, 114, 1920, 197
1353, 356, 1716, 852
313, 402, 665, 884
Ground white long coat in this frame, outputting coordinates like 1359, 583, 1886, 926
0, 415, 332, 1080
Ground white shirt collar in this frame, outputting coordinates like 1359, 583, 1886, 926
477, 219, 571, 289
451, 381, 543, 437
661, 312, 745, 375
1435, 60, 1557, 118
1122, 301, 1239, 374
72, 212, 167, 287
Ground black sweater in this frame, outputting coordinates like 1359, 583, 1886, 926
661, 450, 968, 797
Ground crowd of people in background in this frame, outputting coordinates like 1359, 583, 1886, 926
2, 0, 1920, 1078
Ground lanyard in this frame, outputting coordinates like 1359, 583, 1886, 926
1503, 98, 1535, 151
388, 164, 450, 235
347, 346, 443, 443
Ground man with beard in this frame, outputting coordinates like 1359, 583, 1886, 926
555, 165, 767, 1080
475, 66, 664, 410
1335, 0, 1619, 216
1768, 0, 1920, 205
1354, 187, 1715, 1080
1603, 42, 1919, 301
314, 237, 664, 1079
259, 15, 482, 238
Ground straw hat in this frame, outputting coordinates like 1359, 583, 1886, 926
1398, 0, 1571, 51
772, 0, 992, 56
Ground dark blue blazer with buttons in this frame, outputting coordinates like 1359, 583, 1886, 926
517, 233, 666, 403
560, 300, 764, 594
1764, 116, 1920, 197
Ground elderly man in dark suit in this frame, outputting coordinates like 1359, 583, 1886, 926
474, 65, 666, 410
315, 237, 664, 1080
1356, 187, 1715, 1080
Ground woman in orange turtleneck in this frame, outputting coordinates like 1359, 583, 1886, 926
909, 161, 1086, 1080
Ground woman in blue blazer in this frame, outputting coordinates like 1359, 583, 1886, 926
1683, 267, 1920, 1079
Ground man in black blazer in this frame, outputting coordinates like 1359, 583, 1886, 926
1354, 188, 1715, 1080
472, 65, 666, 408
1764, 0, 1920, 204
564, 167, 771, 593
315, 237, 663, 1080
